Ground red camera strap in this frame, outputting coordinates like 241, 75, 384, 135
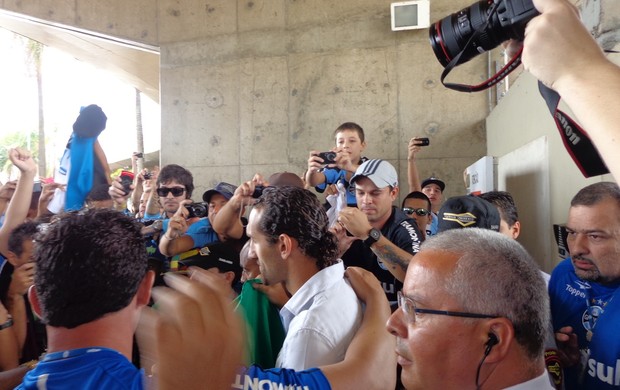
538, 81, 609, 177
441, 47, 609, 178
440, 48, 523, 93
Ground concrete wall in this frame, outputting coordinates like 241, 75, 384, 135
158, 0, 490, 199
0, 0, 159, 46
0, 0, 491, 201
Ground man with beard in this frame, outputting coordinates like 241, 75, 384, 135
548, 182, 620, 389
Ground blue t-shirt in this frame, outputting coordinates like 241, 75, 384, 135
428, 212, 438, 236
18, 347, 143, 390
315, 158, 367, 207
549, 258, 620, 389
162, 217, 219, 249
315, 168, 357, 206
233, 366, 330, 389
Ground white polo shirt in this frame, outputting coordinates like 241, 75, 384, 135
276, 261, 362, 370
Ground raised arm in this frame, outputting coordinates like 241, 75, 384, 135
211, 179, 259, 240
407, 137, 424, 193
522, 0, 620, 180
0, 149, 36, 257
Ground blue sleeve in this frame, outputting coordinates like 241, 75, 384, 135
232, 366, 331, 390
143, 212, 160, 220
315, 168, 343, 193
185, 218, 219, 248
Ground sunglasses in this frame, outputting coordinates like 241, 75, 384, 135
402, 207, 430, 217
156, 187, 186, 197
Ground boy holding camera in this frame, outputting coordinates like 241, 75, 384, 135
305, 122, 368, 206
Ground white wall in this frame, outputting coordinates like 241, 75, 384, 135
486, 72, 614, 272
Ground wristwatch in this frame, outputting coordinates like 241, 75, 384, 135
364, 228, 381, 246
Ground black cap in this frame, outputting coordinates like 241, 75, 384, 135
421, 177, 445, 192
179, 243, 241, 281
202, 182, 237, 203
437, 195, 500, 233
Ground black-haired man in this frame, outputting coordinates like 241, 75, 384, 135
247, 186, 362, 370
401, 191, 432, 240
18, 209, 154, 388
335, 159, 422, 306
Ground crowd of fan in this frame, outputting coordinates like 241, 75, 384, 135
1, 0, 620, 388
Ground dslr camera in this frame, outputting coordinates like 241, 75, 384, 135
429, 0, 538, 67
185, 202, 208, 218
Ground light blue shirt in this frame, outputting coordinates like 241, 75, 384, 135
277, 261, 362, 371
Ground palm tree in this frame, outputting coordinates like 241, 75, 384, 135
24, 39, 46, 176
135, 87, 144, 172
0, 131, 39, 175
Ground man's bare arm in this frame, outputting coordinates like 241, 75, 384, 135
522, 0, 620, 180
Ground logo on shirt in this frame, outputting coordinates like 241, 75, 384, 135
581, 305, 604, 332
575, 280, 591, 290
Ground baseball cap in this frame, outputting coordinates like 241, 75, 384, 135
202, 182, 237, 203
350, 159, 398, 189
437, 195, 500, 233
179, 243, 241, 280
421, 177, 445, 192
268, 172, 304, 188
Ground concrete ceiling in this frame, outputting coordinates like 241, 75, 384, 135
0, 9, 160, 103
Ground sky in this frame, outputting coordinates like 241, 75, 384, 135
0, 27, 161, 179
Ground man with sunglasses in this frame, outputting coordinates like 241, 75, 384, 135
387, 228, 554, 389
110, 164, 220, 259
401, 191, 432, 241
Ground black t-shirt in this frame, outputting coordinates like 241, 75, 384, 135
341, 206, 422, 305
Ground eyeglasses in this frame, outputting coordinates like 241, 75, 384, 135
397, 291, 498, 324
402, 207, 430, 217
156, 187, 186, 197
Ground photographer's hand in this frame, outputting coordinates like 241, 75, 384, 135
521, 0, 620, 181
37, 182, 64, 218
108, 176, 134, 206
306, 151, 328, 187
307, 150, 325, 172
407, 137, 426, 161
335, 149, 358, 173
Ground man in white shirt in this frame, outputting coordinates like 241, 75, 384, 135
246, 185, 362, 370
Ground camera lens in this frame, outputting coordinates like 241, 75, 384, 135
429, 1, 502, 67
252, 185, 265, 199
429, 0, 537, 68
186, 202, 208, 218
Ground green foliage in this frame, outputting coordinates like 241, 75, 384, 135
0, 131, 39, 174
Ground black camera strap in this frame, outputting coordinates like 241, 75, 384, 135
441, 48, 523, 93
438, 0, 520, 93
438, 0, 612, 178
538, 82, 609, 177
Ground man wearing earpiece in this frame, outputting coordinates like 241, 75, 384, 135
387, 228, 555, 389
